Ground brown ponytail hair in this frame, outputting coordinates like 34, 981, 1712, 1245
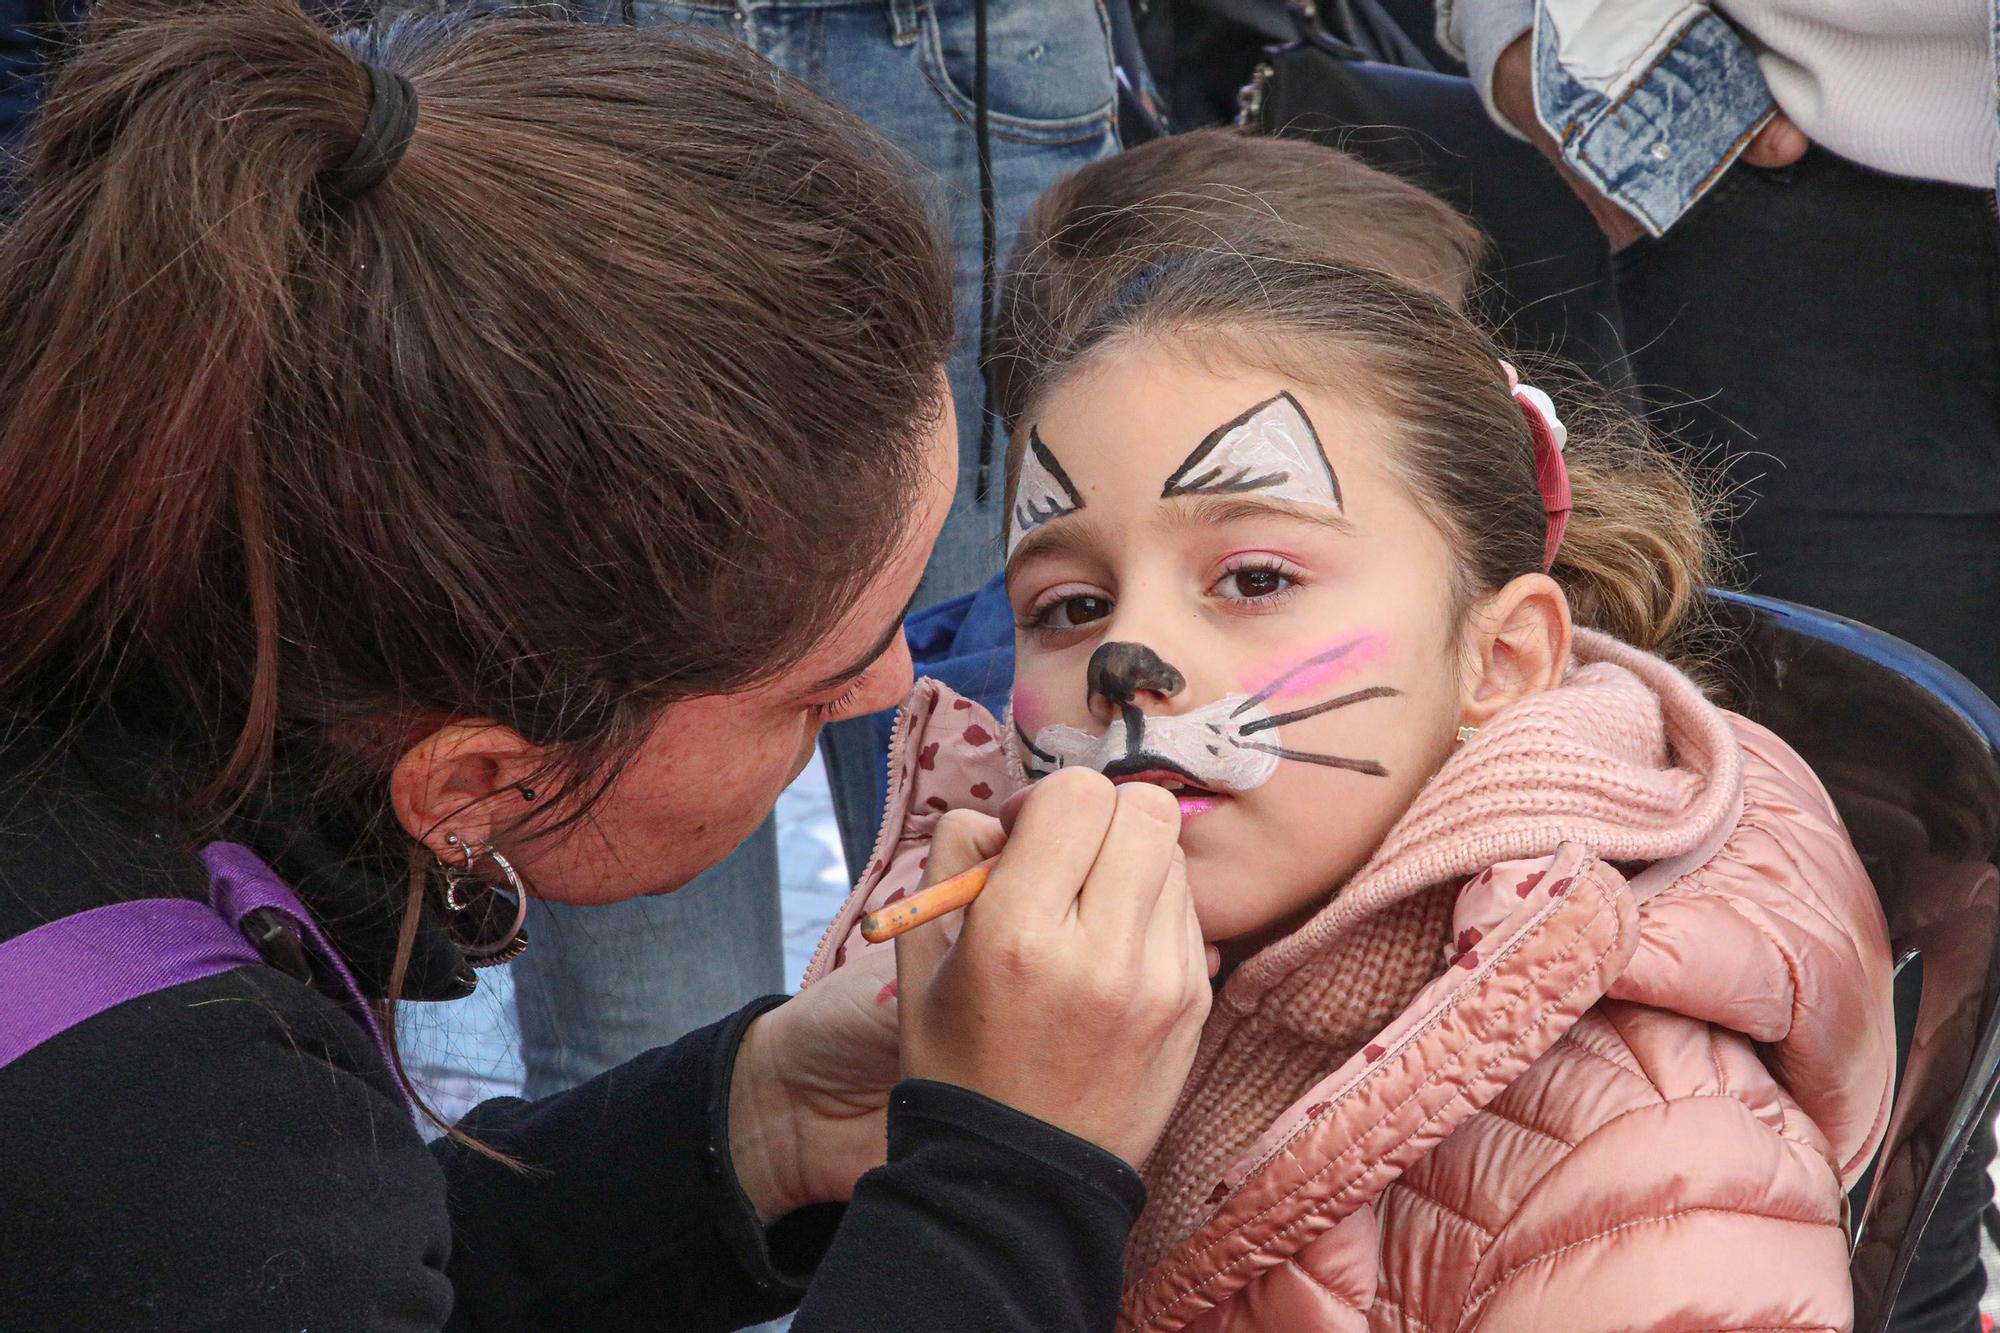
2, 0, 952, 783
999, 243, 1726, 677
0, 0, 954, 1122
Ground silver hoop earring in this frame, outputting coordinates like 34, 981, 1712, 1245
436, 837, 530, 967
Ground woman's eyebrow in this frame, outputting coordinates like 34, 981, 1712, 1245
807, 588, 922, 693
1164, 493, 1358, 535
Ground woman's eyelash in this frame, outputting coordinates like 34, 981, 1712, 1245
814, 679, 868, 718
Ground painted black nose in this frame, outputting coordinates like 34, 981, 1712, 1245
1087, 641, 1186, 708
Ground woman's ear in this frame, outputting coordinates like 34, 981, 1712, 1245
389, 719, 547, 857
1458, 573, 1574, 728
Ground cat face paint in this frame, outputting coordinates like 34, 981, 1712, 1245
1006, 428, 1085, 557
1012, 694, 1281, 791
1007, 637, 1399, 791
1007, 353, 1477, 947
1160, 392, 1341, 510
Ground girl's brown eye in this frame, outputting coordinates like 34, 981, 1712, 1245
1062, 595, 1112, 625
1036, 593, 1112, 629
1237, 570, 1283, 597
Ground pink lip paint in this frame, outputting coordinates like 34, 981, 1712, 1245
1177, 794, 1222, 819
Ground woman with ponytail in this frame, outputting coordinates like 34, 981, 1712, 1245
0, 5, 1213, 1329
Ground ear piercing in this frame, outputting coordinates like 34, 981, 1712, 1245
434, 833, 530, 967
1456, 724, 1480, 744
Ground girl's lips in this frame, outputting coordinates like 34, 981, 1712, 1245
1106, 770, 1229, 820
1107, 768, 1219, 795
1176, 793, 1224, 820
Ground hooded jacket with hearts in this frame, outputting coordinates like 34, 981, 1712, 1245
805, 630, 1894, 1332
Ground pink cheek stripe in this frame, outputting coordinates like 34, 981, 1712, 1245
1242, 634, 1388, 703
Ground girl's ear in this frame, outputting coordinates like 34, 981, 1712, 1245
1458, 573, 1574, 728
390, 720, 547, 857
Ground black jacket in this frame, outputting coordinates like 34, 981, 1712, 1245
0, 714, 1144, 1330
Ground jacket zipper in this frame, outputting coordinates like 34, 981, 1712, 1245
799, 683, 933, 987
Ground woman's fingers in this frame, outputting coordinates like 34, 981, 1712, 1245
925, 808, 1005, 889
893, 912, 951, 1019
1076, 780, 1183, 941
969, 768, 1117, 935
895, 809, 1003, 1019
898, 771, 1216, 1166
996, 783, 1035, 833
1139, 844, 1209, 1029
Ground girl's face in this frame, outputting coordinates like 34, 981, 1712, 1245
1007, 344, 1470, 951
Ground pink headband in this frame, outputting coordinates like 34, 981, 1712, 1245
1500, 361, 1571, 571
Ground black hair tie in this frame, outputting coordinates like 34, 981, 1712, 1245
321, 60, 418, 201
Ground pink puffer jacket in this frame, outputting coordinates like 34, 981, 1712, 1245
805, 632, 1895, 1332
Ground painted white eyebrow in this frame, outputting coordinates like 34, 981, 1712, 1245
1160, 392, 1342, 508
1006, 428, 1086, 556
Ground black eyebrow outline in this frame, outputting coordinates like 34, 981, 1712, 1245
1159, 391, 1342, 505
804, 588, 921, 695
1011, 428, 1087, 532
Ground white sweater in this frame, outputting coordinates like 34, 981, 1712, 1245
1723, 0, 1998, 188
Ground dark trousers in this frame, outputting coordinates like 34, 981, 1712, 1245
1614, 147, 2000, 702
1614, 147, 2000, 1331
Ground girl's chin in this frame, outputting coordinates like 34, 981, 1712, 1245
1188, 852, 1340, 954
1189, 885, 1284, 951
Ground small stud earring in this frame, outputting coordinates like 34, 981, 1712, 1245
1455, 724, 1480, 745
520, 787, 537, 802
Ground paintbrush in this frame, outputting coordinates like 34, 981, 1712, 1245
859, 856, 998, 943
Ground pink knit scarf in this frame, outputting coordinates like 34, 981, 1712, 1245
1128, 630, 1745, 1273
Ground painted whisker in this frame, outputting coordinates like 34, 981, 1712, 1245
1016, 721, 1058, 766
1236, 684, 1400, 736
1229, 738, 1389, 777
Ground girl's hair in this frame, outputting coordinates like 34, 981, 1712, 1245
1000, 243, 1727, 675
0, 0, 953, 1126
989, 127, 1487, 437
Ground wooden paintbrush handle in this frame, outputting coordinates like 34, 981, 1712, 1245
859, 857, 998, 943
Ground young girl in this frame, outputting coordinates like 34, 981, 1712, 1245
807, 225, 1896, 1326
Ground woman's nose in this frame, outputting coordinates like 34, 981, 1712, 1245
858, 631, 916, 714
1086, 640, 1186, 721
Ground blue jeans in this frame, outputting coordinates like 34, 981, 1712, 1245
513, 817, 785, 1100
400, 0, 1118, 1107
757, 0, 1123, 880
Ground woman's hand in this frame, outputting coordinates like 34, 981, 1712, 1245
896, 768, 1214, 1167
729, 947, 903, 1224
728, 767, 1215, 1221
